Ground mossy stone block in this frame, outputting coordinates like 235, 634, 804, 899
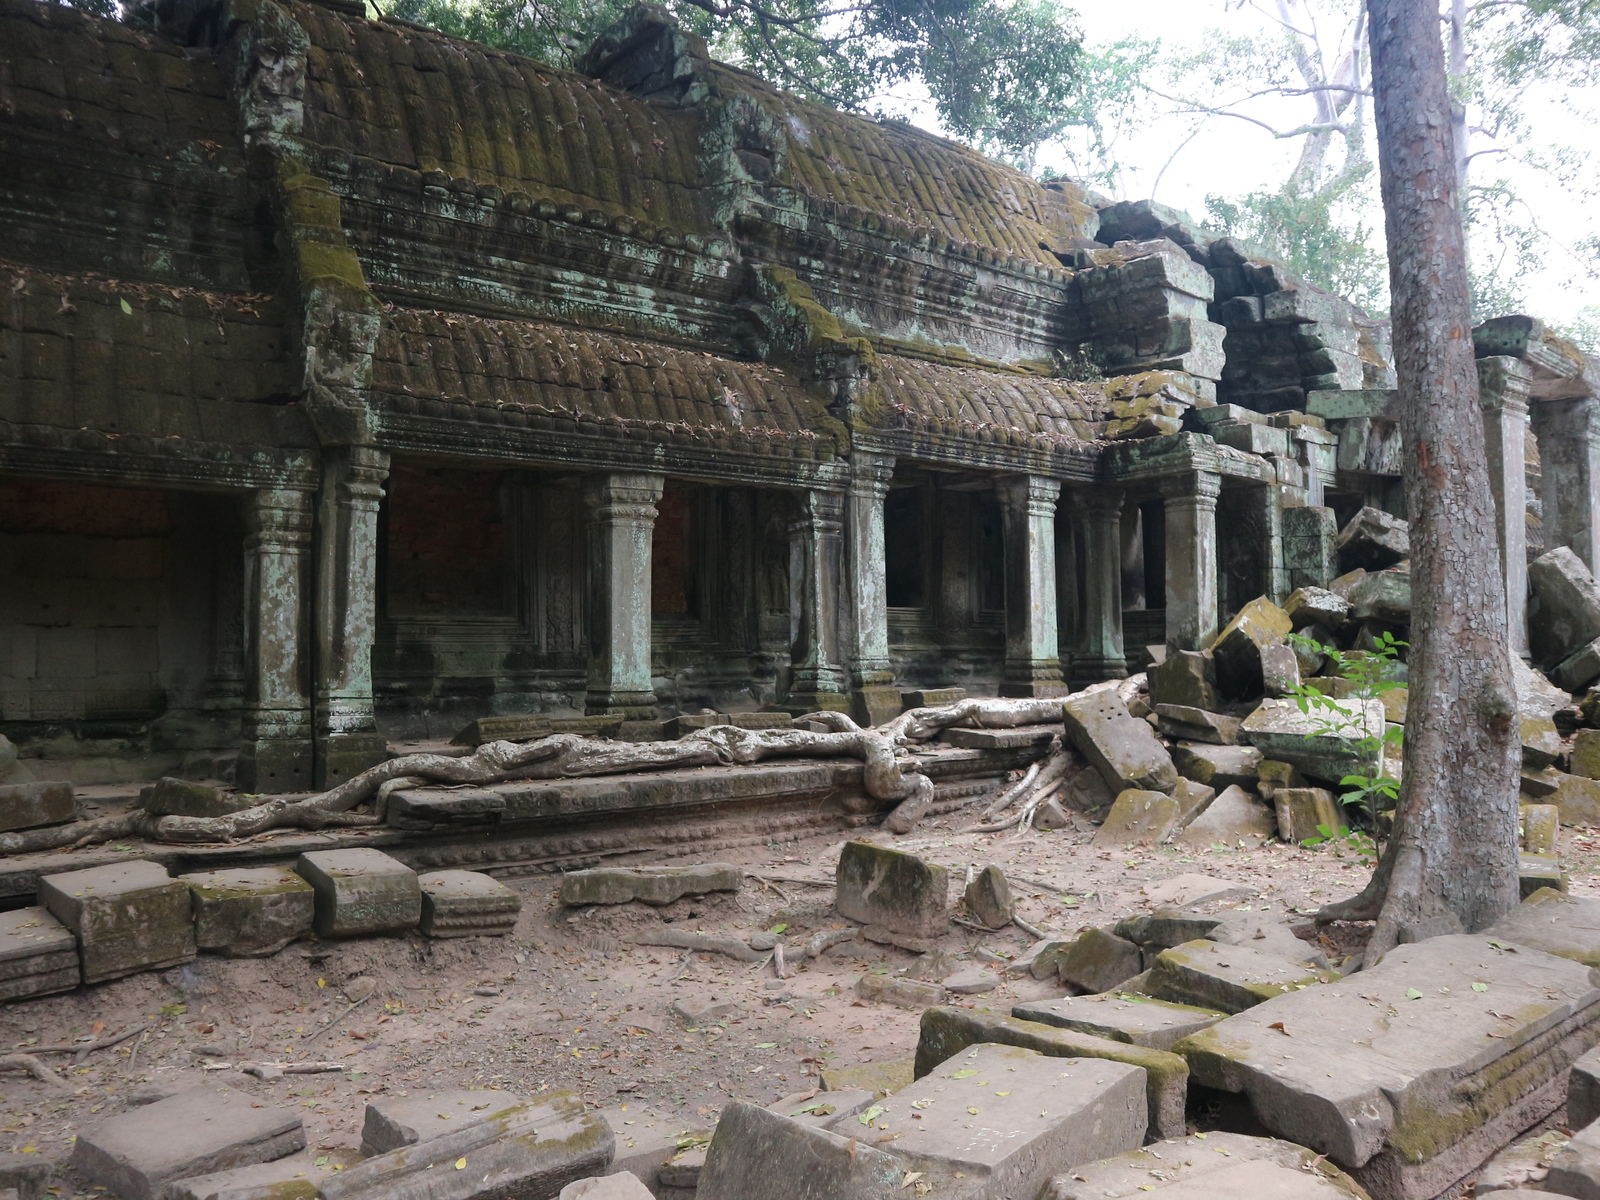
1147, 939, 1335, 1014
294, 849, 420, 938
0, 780, 76, 833
1057, 926, 1143, 993
39, 859, 196, 984
835, 841, 948, 938
179, 866, 314, 957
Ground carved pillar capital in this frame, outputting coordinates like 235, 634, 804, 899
997, 474, 1063, 519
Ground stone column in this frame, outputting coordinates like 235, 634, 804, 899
845, 453, 899, 726
997, 475, 1068, 698
785, 489, 849, 713
238, 487, 314, 792
1532, 396, 1600, 572
1070, 487, 1126, 681
583, 472, 665, 715
314, 445, 390, 787
1480, 355, 1533, 658
1164, 471, 1221, 650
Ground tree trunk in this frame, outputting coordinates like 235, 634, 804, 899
1319, 0, 1520, 960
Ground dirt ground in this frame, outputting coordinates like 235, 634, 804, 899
5, 813, 1599, 1192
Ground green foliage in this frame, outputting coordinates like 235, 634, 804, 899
1554, 305, 1600, 357
1299, 822, 1377, 866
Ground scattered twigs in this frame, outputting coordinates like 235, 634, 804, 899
300, 992, 372, 1040
747, 873, 835, 887
627, 929, 765, 962
0, 1053, 65, 1089
665, 952, 695, 983
244, 1061, 344, 1077
745, 872, 791, 903
25, 1022, 147, 1059
1012, 914, 1048, 939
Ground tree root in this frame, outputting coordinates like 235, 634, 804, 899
0, 1053, 65, 1089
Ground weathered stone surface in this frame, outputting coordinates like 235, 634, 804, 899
599, 1105, 708, 1188
1146, 939, 1333, 1013
857, 973, 945, 1009
39, 859, 195, 984
1175, 784, 1276, 846
1523, 766, 1564, 798
360, 1090, 531, 1157
827, 1042, 1146, 1198
559, 1172, 654, 1200
766, 1088, 874, 1130
835, 841, 948, 938
1574, 730, 1600, 780
1057, 927, 1144, 994
915, 1006, 1188, 1139
1117, 906, 1313, 967
1093, 788, 1184, 847
1516, 656, 1573, 721
1551, 772, 1600, 825
696, 1101, 906, 1200
1240, 698, 1384, 782
1571, 1044, 1600, 1130
1138, 873, 1254, 909
386, 788, 507, 827
1171, 779, 1215, 828
669, 995, 738, 1026
1275, 786, 1343, 843
1345, 568, 1411, 624
1521, 852, 1568, 896
1530, 546, 1600, 668
1473, 1127, 1571, 1196
1522, 803, 1561, 854
0, 734, 16, 780
1546, 1122, 1600, 1200
1554, 636, 1600, 692
1014, 993, 1225, 1053
1261, 643, 1302, 697
1209, 597, 1294, 701
1257, 758, 1308, 795
0, 903, 79, 1001
140, 777, 252, 819
72, 1085, 304, 1200
1176, 934, 1600, 1200
1148, 650, 1219, 712
942, 724, 1059, 751
962, 864, 1013, 929
558, 863, 741, 907
294, 849, 420, 938
1285, 587, 1352, 630
1336, 507, 1409, 572
820, 1059, 915, 1096
179, 867, 314, 957
1173, 743, 1262, 789
1040, 1132, 1374, 1199
1155, 704, 1240, 745
163, 1153, 337, 1200
1522, 716, 1563, 769
418, 870, 520, 937
941, 967, 999, 994
323, 1093, 611, 1200
1486, 886, 1600, 965
904, 687, 966, 708
0, 781, 76, 833
1064, 690, 1179, 794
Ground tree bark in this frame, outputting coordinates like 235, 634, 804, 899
1318, 0, 1520, 958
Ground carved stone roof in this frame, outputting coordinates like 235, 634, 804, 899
877, 356, 1102, 445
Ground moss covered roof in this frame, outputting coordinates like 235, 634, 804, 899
877, 355, 1103, 445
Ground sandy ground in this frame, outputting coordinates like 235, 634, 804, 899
5, 814, 1598, 1193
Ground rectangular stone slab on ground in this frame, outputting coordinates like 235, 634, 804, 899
1543, 1118, 1600, 1198
179, 866, 314, 957
360, 1089, 531, 1156
1571, 1044, 1600, 1129
1486, 886, 1600, 965
1146, 938, 1335, 1013
1239, 698, 1384, 782
164, 1152, 338, 1200
38, 859, 196, 984
294, 848, 420, 937
915, 1005, 1188, 1138
322, 1093, 612, 1200
0, 904, 79, 1001
417, 869, 521, 936
828, 1042, 1146, 1199
834, 840, 948, 938
1174, 933, 1600, 1200
1013, 993, 1226, 1052
599, 1105, 709, 1188
558, 863, 741, 907
71, 1084, 305, 1200
0, 781, 75, 833
1039, 1131, 1372, 1200
696, 1100, 907, 1200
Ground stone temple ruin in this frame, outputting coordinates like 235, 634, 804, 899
13, 0, 1600, 1197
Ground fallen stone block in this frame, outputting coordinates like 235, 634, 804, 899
386, 787, 506, 827
360, 1089, 530, 1156
39, 859, 195, 984
1155, 705, 1240, 745
942, 724, 1058, 751
1532, 1121, 1600, 1200
1040, 1132, 1374, 1199
1523, 716, 1564, 769
1257, 757, 1308, 798
0, 781, 76, 833
1176, 933, 1600, 1200
418, 870, 520, 937
1285, 587, 1352, 630
1138, 873, 1254, 909
1093, 789, 1184, 846
1057, 927, 1143, 993
1486, 886, 1600, 965
1261, 643, 1302, 697
179, 867, 314, 958
72, 1084, 304, 1200
962, 864, 1013, 929
558, 863, 741, 907
628, 928, 764, 961
1571, 1044, 1600, 1129
857, 973, 945, 1009
1345, 568, 1411, 624
294, 849, 420, 938
1530, 546, 1600, 668
1574, 729, 1600, 780
1554, 636, 1600, 692
1522, 803, 1561, 854
1175, 784, 1276, 846
655, 1142, 704, 1190
669, 995, 738, 1026
1240, 698, 1384, 783
139, 778, 252, 819
941, 967, 999, 994
322, 1093, 611, 1200
1146, 939, 1334, 1013
1148, 650, 1219, 711
1014, 993, 1225, 1053
1524, 766, 1564, 798
1064, 690, 1179, 794
598, 1105, 708, 1188
0, 903, 78, 1002
559, 1172, 654, 1200
835, 841, 948, 939
1551, 772, 1600, 825
828, 1042, 1146, 1198
1209, 597, 1294, 700
767, 1088, 875, 1129
1472, 1127, 1571, 1196
696, 1101, 906, 1200
915, 1006, 1188, 1139
1520, 852, 1568, 896
163, 1152, 339, 1200
1173, 743, 1262, 789
1275, 786, 1343, 844
819, 1058, 914, 1096
1336, 507, 1409, 572
451, 714, 554, 746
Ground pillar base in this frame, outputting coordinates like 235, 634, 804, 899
238, 738, 314, 793
316, 733, 389, 789
783, 691, 851, 717
849, 684, 903, 729
999, 681, 1070, 699
1001, 662, 1068, 699
586, 693, 659, 719
1071, 656, 1129, 684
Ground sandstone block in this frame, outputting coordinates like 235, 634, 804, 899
1550, 772, 1600, 826
1240, 698, 1384, 782
386, 788, 506, 826
1146, 939, 1333, 1013
322, 1093, 611, 1200
1573, 729, 1600, 780
903, 687, 966, 708
835, 841, 948, 938
559, 1172, 654, 1200
962, 864, 1013, 929
1013, 993, 1225, 1053
360, 1089, 529, 1157
1209, 597, 1294, 700
1148, 650, 1219, 711
915, 1006, 1188, 1139
558, 863, 741, 907
1285, 587, 1352, 630
72, 1085, 304, 1200
1176, 784, 1276, 846
0, 733, 16, 780
1176, 933, 1600, 1200
179, 867, 313, 957
140, 777, 252, 819
1486, 886, 1600, 965
1275, 786, 1342, 843
1523, 766, 1563, 798
942, 723, 1058, 750
828, 1042, 1146, 1198
1040, 1131, 1374, 1199
1138, 873, 1254, 908
1057, 927, 1143, 993
1261, 643, 1302, 697
1336, 507, 1409, 572
0, 904, 79, 1001
1064, 690, 1178, 794
294, 849, 420, 938
1522, 716, 1563, 769
163, 1153, 336, 1200
1094, 788, 1185, 847
767, 1088, 875, 1130
0, 781, 75, 833
696, 1101, 905, 1200
1155, 704, 1240, 745
1541, 1122, 1600, 1200
1521, 803, 1560, 854
1345, 568, 1411, 624
1173, 743, 1262, 789
1473, 1127, 1573, 1196
1520, 852, 1568, 897
1571, 1045, 1600, 1130
857, 973, 945, 1009
1530, 546, 1600, 668
418, 870, 520, 937
451, 715, 554, 746
669, 995, 738, 1026
598, 1105, 709, 1188
819, 1059, 915, 1095
40, 860, 195, 984
1554, 636, 1600, 692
